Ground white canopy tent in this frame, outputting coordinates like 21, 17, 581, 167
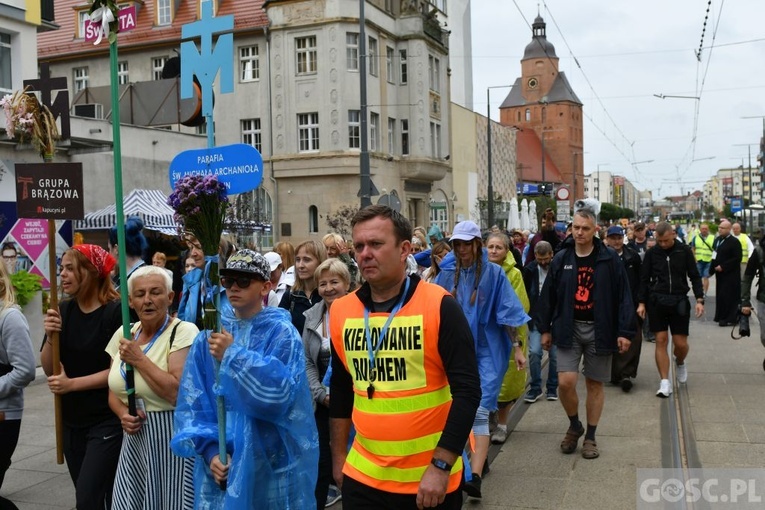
75, 189, 177, 235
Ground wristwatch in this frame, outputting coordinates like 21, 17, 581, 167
513, 340, 523, 348
696, 298, 705, 305
430, 458, 452, 472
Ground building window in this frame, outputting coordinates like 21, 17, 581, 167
0, 33, 11, 93
239, 45, 260, 81
430, 122, 441, 158
308, 205, 319, 233
157, 0, 172, 25
401, 119, 409, 156
428, 55, 440, 93
368, 37, 378, 76
298, 113, 320, 152
117, 61, 129, 85
152, 56, 168, 80
386, 46, 395, 83
387, 117, 396, 154
370, 113, 379, 152
348, 110, 360, 149
525, 108, 531, 121
430, 203, 448, 236
73, 67, 89, 93
241, 118, 262, 152
196, 123, 207, 135
77, 11, 89, 39
384, 0, 394, 12
399, 49, 407, 85
296, 36, 317, 75
346, 33, 359, 71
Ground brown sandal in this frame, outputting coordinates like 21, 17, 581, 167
582, 439, 599, 459
560, 426, 584, 454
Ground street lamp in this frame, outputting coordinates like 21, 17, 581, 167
596, 163, 609, 203
486, 84, 513, 228
358, 0, 371, 208
572, 151, 587, 202
653, 94, 700, 100
733, 143, 758, 232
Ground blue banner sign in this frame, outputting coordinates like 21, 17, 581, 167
517, 183, 539, 194
169, 143, 263, 195
731, 198, 743, 214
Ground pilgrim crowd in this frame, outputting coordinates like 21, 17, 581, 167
1, 204, 763, 510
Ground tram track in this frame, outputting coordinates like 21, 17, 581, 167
659, 325, 707, 509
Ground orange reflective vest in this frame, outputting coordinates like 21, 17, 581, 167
329, 281, 462, 495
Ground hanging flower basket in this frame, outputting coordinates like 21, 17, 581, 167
1, 87, 59, 160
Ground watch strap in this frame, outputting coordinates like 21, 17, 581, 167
430, 457, 452, 472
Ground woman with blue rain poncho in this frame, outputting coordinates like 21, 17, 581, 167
171, 250, 318, 509
434, 221, 529, 500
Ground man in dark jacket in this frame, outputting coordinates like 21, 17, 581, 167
637, 221, 704, 398
711, 220, 742, 326
539, 207, 634, 460
522, 241, 558, 403
604, 226, 642, 392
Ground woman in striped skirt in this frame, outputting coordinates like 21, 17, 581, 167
106, 266, 198, 509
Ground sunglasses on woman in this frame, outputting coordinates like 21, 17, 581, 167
220, 275, 256, 289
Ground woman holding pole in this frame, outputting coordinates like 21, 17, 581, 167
41, 245, 123, 510
107, 266, 197, 509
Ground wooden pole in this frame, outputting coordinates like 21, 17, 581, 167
47, 218, 64, 465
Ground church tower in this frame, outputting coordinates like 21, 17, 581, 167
499, 15, 584, 200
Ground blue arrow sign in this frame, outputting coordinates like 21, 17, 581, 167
169, 143, 263, 195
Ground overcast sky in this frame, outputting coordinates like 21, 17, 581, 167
470, 0, 765, 199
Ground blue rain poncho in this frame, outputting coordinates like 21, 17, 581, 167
434, 249, 530, 409
171, 305, 318, 509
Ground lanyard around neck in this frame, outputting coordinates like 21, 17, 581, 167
362, 277, 410, 398
120, 314, 170, 384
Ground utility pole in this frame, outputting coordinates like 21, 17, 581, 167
358, 0, 371, 208
486, 84, 513, 228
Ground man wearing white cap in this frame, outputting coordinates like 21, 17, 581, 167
265, 251, 289, 304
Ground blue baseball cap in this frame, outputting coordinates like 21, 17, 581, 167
606, 225, 625, 237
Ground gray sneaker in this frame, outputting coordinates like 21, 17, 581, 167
490, 425, 508, 444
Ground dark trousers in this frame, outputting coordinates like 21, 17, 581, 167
342, 474, 463, 510
314, 404, 333, 510
63, 419, 122, 510
611, 316, 644, 381
0, 419, 21, 510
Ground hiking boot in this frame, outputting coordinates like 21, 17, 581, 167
463, 474, 482, 499
656, 379, 672, 398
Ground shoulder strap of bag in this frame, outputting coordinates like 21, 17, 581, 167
168, 320, 182, 350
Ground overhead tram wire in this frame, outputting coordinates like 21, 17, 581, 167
536, 0, 651, 186
510, 0, 647, 187
680, 0, 726, 173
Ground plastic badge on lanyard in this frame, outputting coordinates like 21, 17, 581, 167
363, 278, 410, 399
